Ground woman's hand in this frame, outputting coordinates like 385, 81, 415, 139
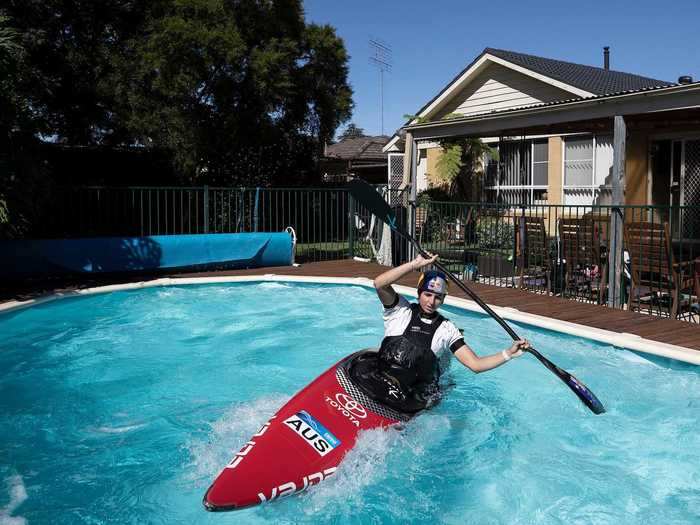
411, 252, 438, 270
502, 339, 529, 361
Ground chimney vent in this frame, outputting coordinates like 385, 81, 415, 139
603, 47, 610, 70
678, 75, 693, 84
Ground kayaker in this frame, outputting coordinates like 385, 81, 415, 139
356, 252, 529, 412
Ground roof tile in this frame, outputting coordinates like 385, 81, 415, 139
485, 48, 673, 95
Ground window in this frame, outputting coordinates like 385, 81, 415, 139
532, 140, 549, 185
485, 139, 549, 205
564, 137, 593, 186
563, 135, 613, 205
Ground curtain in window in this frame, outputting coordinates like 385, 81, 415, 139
564, 137, 593, 186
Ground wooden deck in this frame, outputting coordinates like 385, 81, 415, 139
3, 259, 699, 351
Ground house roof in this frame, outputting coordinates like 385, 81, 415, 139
325, 136, 390, 161
484, 48, 673, 95
384, 47, 675, 152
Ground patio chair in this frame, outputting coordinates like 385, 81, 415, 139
624, 221, 696, 319
558, 217, 608, 303
515, 216, 551, 293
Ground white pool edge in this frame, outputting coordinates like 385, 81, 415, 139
2, 274, 699, 365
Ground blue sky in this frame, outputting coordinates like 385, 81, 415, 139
304, 0, 700, 139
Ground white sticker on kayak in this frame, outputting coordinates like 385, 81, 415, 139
283, 410, 340, 456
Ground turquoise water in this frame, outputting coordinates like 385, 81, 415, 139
0, 282, 699, 524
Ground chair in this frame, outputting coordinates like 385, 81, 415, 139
558, 218, 608, 303
515, 216, 551, 292
624, 222, 696, 319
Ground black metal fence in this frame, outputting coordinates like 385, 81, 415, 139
16, 184, 699, 321
26, 185, 411, 264
418, 200, 699, 321
37, 186, 359, 263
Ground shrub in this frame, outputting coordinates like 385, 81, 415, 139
476, 216, 514, 252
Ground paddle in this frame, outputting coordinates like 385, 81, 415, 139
348, 179, 605, 415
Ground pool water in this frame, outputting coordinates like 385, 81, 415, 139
0, 282, 698, 524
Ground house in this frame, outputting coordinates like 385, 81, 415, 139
384, 47, 699, 222
321, 135, 390, 184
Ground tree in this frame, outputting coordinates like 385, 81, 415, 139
3, 1, 353, 185
338, 123, 365, 140
3, 1, 147, 144
112, 0, 352, 184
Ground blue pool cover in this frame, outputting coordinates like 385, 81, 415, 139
1, 232, 293, 277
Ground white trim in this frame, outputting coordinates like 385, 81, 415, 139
382, 135, 401, 153
1, 275, 698, 365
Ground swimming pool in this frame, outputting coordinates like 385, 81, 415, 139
1, 281, 698, 524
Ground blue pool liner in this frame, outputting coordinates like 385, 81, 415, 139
0, 232, 293, 277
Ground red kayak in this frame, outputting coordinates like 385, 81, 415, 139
203, 349, 413, 511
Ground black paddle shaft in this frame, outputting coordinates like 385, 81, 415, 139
348, 179, 605, 415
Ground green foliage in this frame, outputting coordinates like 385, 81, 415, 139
111, 1, 353, 184
476, 216, 514, 252
416, 187, 451, 206
2, 1, 353, 186
0, 12, 29, 140
0, 197, 8, 224
0, 14, 21, 61
435, 143, 463, 183
338, 123, 365, 140
402, 113, 430, 125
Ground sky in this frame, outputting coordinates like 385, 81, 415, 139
304, 0, 700, 140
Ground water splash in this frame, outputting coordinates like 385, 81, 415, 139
185, 394, 290, 486
0, 475, 27, 525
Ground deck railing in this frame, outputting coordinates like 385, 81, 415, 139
418, 200, 699, 321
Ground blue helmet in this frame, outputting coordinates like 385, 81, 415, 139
417, 270, 448, 296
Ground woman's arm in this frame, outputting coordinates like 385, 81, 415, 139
453, 339, 528, 373
374, 253, 437, 306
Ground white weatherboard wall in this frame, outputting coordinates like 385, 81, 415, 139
436, 63, 574, 119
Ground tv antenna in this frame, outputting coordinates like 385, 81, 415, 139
369, 38, 392, 135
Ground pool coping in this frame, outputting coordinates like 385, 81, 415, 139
1, 274, 699, 365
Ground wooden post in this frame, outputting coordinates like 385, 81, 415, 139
408, 136, 418, 261
402, 132, 413, 190
607, 116, 626, 308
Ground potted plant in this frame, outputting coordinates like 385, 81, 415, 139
476, 215, 515, 278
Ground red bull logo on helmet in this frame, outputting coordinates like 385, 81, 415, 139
417, 270, 448, 295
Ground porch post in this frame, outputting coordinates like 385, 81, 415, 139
401, 132, 417, 262
607, 116, 626, 308
408, 135, 419, 260
402, 131, 413, 189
